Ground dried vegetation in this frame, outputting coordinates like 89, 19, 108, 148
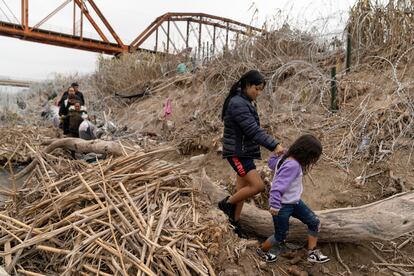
0, 146, 231, 275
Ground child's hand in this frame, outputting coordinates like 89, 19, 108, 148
274, 144, 284, 156
269, 209, 279, 216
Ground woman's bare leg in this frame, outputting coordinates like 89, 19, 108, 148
228, 169, 264, 212
233, 175, 247, 221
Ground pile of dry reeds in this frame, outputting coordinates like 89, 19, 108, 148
0, 146, 223, 275
0, 126, 58, 165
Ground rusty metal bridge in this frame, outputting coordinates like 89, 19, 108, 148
0, 77, 33, 88
0, 1, 264, 56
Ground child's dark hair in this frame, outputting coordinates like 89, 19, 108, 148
221, 70, 266, 120
277, 134, 322, 173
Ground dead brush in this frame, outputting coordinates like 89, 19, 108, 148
93, 52, 184, 97
164, 26, 339, 153
86, 12, 414, 176
0, 145, 221, 275
322, 50, 414, 170
348, 0, 414, 65
0, 126, 54, 165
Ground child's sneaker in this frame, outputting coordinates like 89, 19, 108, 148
256, 248, 278, 263
218, 196, 236, 221
307, 249, 330, 263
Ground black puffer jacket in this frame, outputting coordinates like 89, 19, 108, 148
222, 91, 279, 159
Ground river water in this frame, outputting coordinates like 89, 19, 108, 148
0, 168, 22, 204
1, 85, 29, 203
0, 168, 12, 203
0, 85, 29, 113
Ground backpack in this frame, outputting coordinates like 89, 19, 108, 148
68, 110, 85, 135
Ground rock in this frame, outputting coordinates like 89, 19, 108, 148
259, 261, 267, 269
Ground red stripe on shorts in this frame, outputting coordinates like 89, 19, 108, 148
232, 157, 246, 176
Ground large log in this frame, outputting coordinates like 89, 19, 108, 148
15, 138, 125, 179
199, 169, 414, 242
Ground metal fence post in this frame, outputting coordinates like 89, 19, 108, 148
330, 67, 338, 112
346, 28, 351, 74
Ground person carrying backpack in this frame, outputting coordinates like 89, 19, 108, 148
67, 101, 87, 137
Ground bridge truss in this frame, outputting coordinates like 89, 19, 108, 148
0, 1, 264, 56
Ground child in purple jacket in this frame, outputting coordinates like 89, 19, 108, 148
256, 134, 330, 263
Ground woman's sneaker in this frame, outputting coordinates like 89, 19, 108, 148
256, 248, 278, 263
218, 196, 236, 221
231, 220, 246, 238
307, 249, 330, 263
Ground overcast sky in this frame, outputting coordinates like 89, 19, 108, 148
0, 0, 355, 80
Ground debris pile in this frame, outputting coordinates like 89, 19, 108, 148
0, 147, 224, 275
0, 126, 57, 165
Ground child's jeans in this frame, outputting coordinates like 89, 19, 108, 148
269, 200, 320, 245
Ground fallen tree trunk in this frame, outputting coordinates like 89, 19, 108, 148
15, 138, 125, 179
200, 169, 414, 242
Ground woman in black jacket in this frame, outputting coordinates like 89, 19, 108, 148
219, 70, 284, 233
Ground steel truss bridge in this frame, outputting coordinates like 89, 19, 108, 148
0, 1, 264, 56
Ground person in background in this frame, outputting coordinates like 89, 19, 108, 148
71, 82, 85, 105
67, 101, 87, 137
59, 87, 79, 134
57, 82, 85, 106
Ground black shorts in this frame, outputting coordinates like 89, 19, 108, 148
227, 157, 256, 177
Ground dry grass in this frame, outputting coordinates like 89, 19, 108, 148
348, 0, 414, 64
93, 52, 186, 97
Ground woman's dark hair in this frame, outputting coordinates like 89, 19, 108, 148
221, 70, 266, 120
277, 134, 322, 173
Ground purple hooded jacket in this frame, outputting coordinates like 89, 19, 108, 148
268, 154, 303, 210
